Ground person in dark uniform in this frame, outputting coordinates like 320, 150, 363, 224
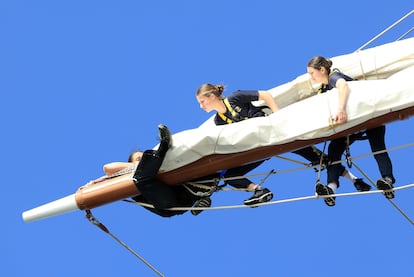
103, 124, 212, 217
195, 83, 369, 205
307, 56, 396, 206
196, 84, 277, 205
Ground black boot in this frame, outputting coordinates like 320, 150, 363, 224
133, 125, 172, 183
157, 124, 172, 155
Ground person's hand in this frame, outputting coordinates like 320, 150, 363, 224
335, 109, 348, 124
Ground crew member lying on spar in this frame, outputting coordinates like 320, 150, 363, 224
102, 124, 272, 217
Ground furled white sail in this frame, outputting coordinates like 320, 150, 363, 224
160, 38, 414, 173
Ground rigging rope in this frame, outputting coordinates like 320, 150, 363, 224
356, 9, 414, 51
126, 183, 414, 215
397, 26, 414, 41
85, 209, 165, 277
350, 161, 414, 225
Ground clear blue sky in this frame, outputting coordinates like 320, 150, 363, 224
2, 1, 414, 276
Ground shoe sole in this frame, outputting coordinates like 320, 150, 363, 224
376, 180, 395, 199
158, 125, 173, 147
315, 183, 336, 207
244, 192, 273, 205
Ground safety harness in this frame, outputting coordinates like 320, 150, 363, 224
317, 70, 338, 94
217, 98, 248, 124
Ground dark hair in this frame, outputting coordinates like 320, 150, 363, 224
128, 149, 142, 162
196, 83, 225, 98
307, 56, 333, 73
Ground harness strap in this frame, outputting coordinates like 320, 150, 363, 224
217, 111, 233, 124
183, 179, 222, 197
345, 135, 353, 168
317, 70, 337, 94
257, 169, 276, 187
345, 132, 370, 168
217, 98, 248, 124
316, 142, 328, 182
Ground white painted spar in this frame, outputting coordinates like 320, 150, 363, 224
22, 194, 79, 222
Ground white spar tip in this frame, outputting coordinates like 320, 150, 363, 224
22, 194, 79, 223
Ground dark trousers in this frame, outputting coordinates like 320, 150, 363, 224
327, 125, 394, 185
292, 146, 323, 163
224, 160, 266, 189
134, 149, 179, 210
365, 126, 394, 182
293, 146, 346, 175
133, 143, 216, 217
